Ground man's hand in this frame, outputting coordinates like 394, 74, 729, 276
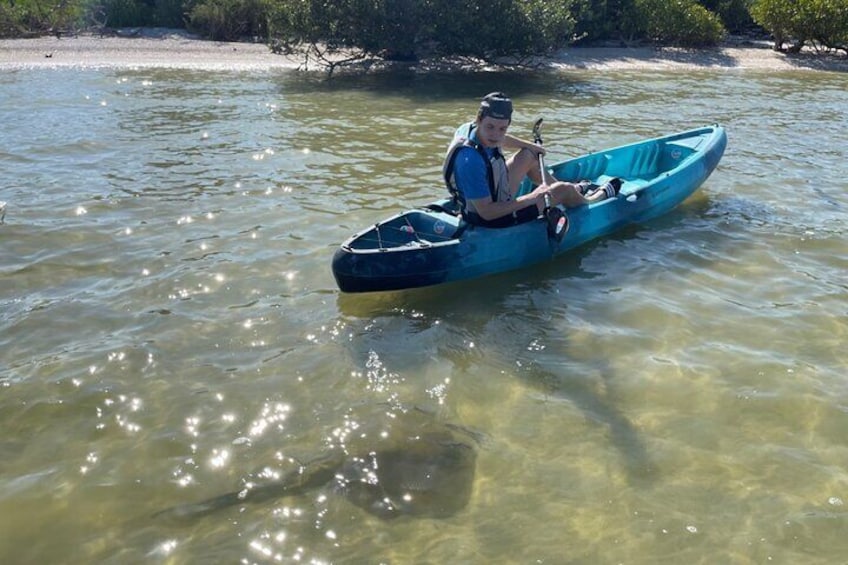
525, 144, 546, 156
527, 184, 552, 213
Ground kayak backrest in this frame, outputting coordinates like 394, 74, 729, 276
605, 142, 661, 179
558, 153, 610, 182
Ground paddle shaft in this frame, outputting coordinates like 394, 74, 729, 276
532, 119, 552, 208
530, 118, 569, 242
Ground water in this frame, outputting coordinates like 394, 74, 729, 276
1, 65, 846, 564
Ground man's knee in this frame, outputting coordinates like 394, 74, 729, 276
509, 148, 537, 178
509, 147, 533, 165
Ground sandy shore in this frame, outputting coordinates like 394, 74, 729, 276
1, 30, 847, 73
0, 31, 300, 71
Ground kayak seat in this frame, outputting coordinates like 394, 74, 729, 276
556, 153, 610, 182
629, 142, 662, 177
603, 141, 664, 180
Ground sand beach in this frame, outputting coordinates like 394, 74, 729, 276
1, 29, 847, 73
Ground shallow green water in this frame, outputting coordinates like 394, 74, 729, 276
1, 65, 846, 564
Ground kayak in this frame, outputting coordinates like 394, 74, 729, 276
332, 125, 727, 293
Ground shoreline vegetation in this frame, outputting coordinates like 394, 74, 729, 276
2, 0, 847, 73
1, 28, 847, 73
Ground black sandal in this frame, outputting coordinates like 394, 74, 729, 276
599, 177, 623, 199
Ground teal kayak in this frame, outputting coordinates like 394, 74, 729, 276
332, 125, 727, 293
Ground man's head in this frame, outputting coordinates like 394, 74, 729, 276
477, 92, 513, 122
475, 92, 513, 148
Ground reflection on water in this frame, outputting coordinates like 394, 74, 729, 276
1, 66, 847, 564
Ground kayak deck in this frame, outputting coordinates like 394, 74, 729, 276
519, 129, 707, 198
340, 207, 463, 253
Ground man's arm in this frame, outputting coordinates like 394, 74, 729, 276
454, 145, 548, 221
502, 133, 545, 155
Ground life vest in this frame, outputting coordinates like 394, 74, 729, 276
442, 123, 511, 222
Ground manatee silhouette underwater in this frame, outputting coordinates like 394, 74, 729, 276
155, 409, 482, 521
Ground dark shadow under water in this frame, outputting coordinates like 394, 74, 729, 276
154, 406, 482, 522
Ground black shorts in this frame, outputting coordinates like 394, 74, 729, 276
464, 205, 539, 228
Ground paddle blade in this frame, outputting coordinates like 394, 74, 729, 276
532, 118, 544, 144
545, 207, 569, 243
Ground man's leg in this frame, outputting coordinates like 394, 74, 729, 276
506, 148, 550, 194
548, 182, 590, 208
549, 178, 622, 207
508, 149, 613, 208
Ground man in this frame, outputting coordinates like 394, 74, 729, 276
443, 92, 620, 227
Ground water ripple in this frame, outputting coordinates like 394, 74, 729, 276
1, 67, 847, 564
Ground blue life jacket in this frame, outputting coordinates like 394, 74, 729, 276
442, 123, 511, 217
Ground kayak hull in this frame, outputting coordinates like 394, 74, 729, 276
332, 125, 727, 293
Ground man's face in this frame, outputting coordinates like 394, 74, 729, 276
476, 116, 510, 148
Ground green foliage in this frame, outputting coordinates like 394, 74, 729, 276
0, 0, 86, 36
749, 0, 795, 48
0, 0, 29, 36
805, 0, 848, 51
751, 0, 848, 52
0, 0, 172, 31
627, 0, 726, 46
696, 0, 755, 32
515, 0, 580, 55
572, 0, 739, 43
571, 0, 635, 42
428, 0, 578, 59
2, 0, 845, 60
99, 0, 152, 27
268, 0, 578, 62
153, 0, 185, 27
187, 0, 270, 41
267, 0, 435, 59
91, 0, 185, 28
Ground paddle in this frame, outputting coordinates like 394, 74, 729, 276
531, 119, 568, 242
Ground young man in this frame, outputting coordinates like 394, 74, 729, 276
443, 92, 619, 227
